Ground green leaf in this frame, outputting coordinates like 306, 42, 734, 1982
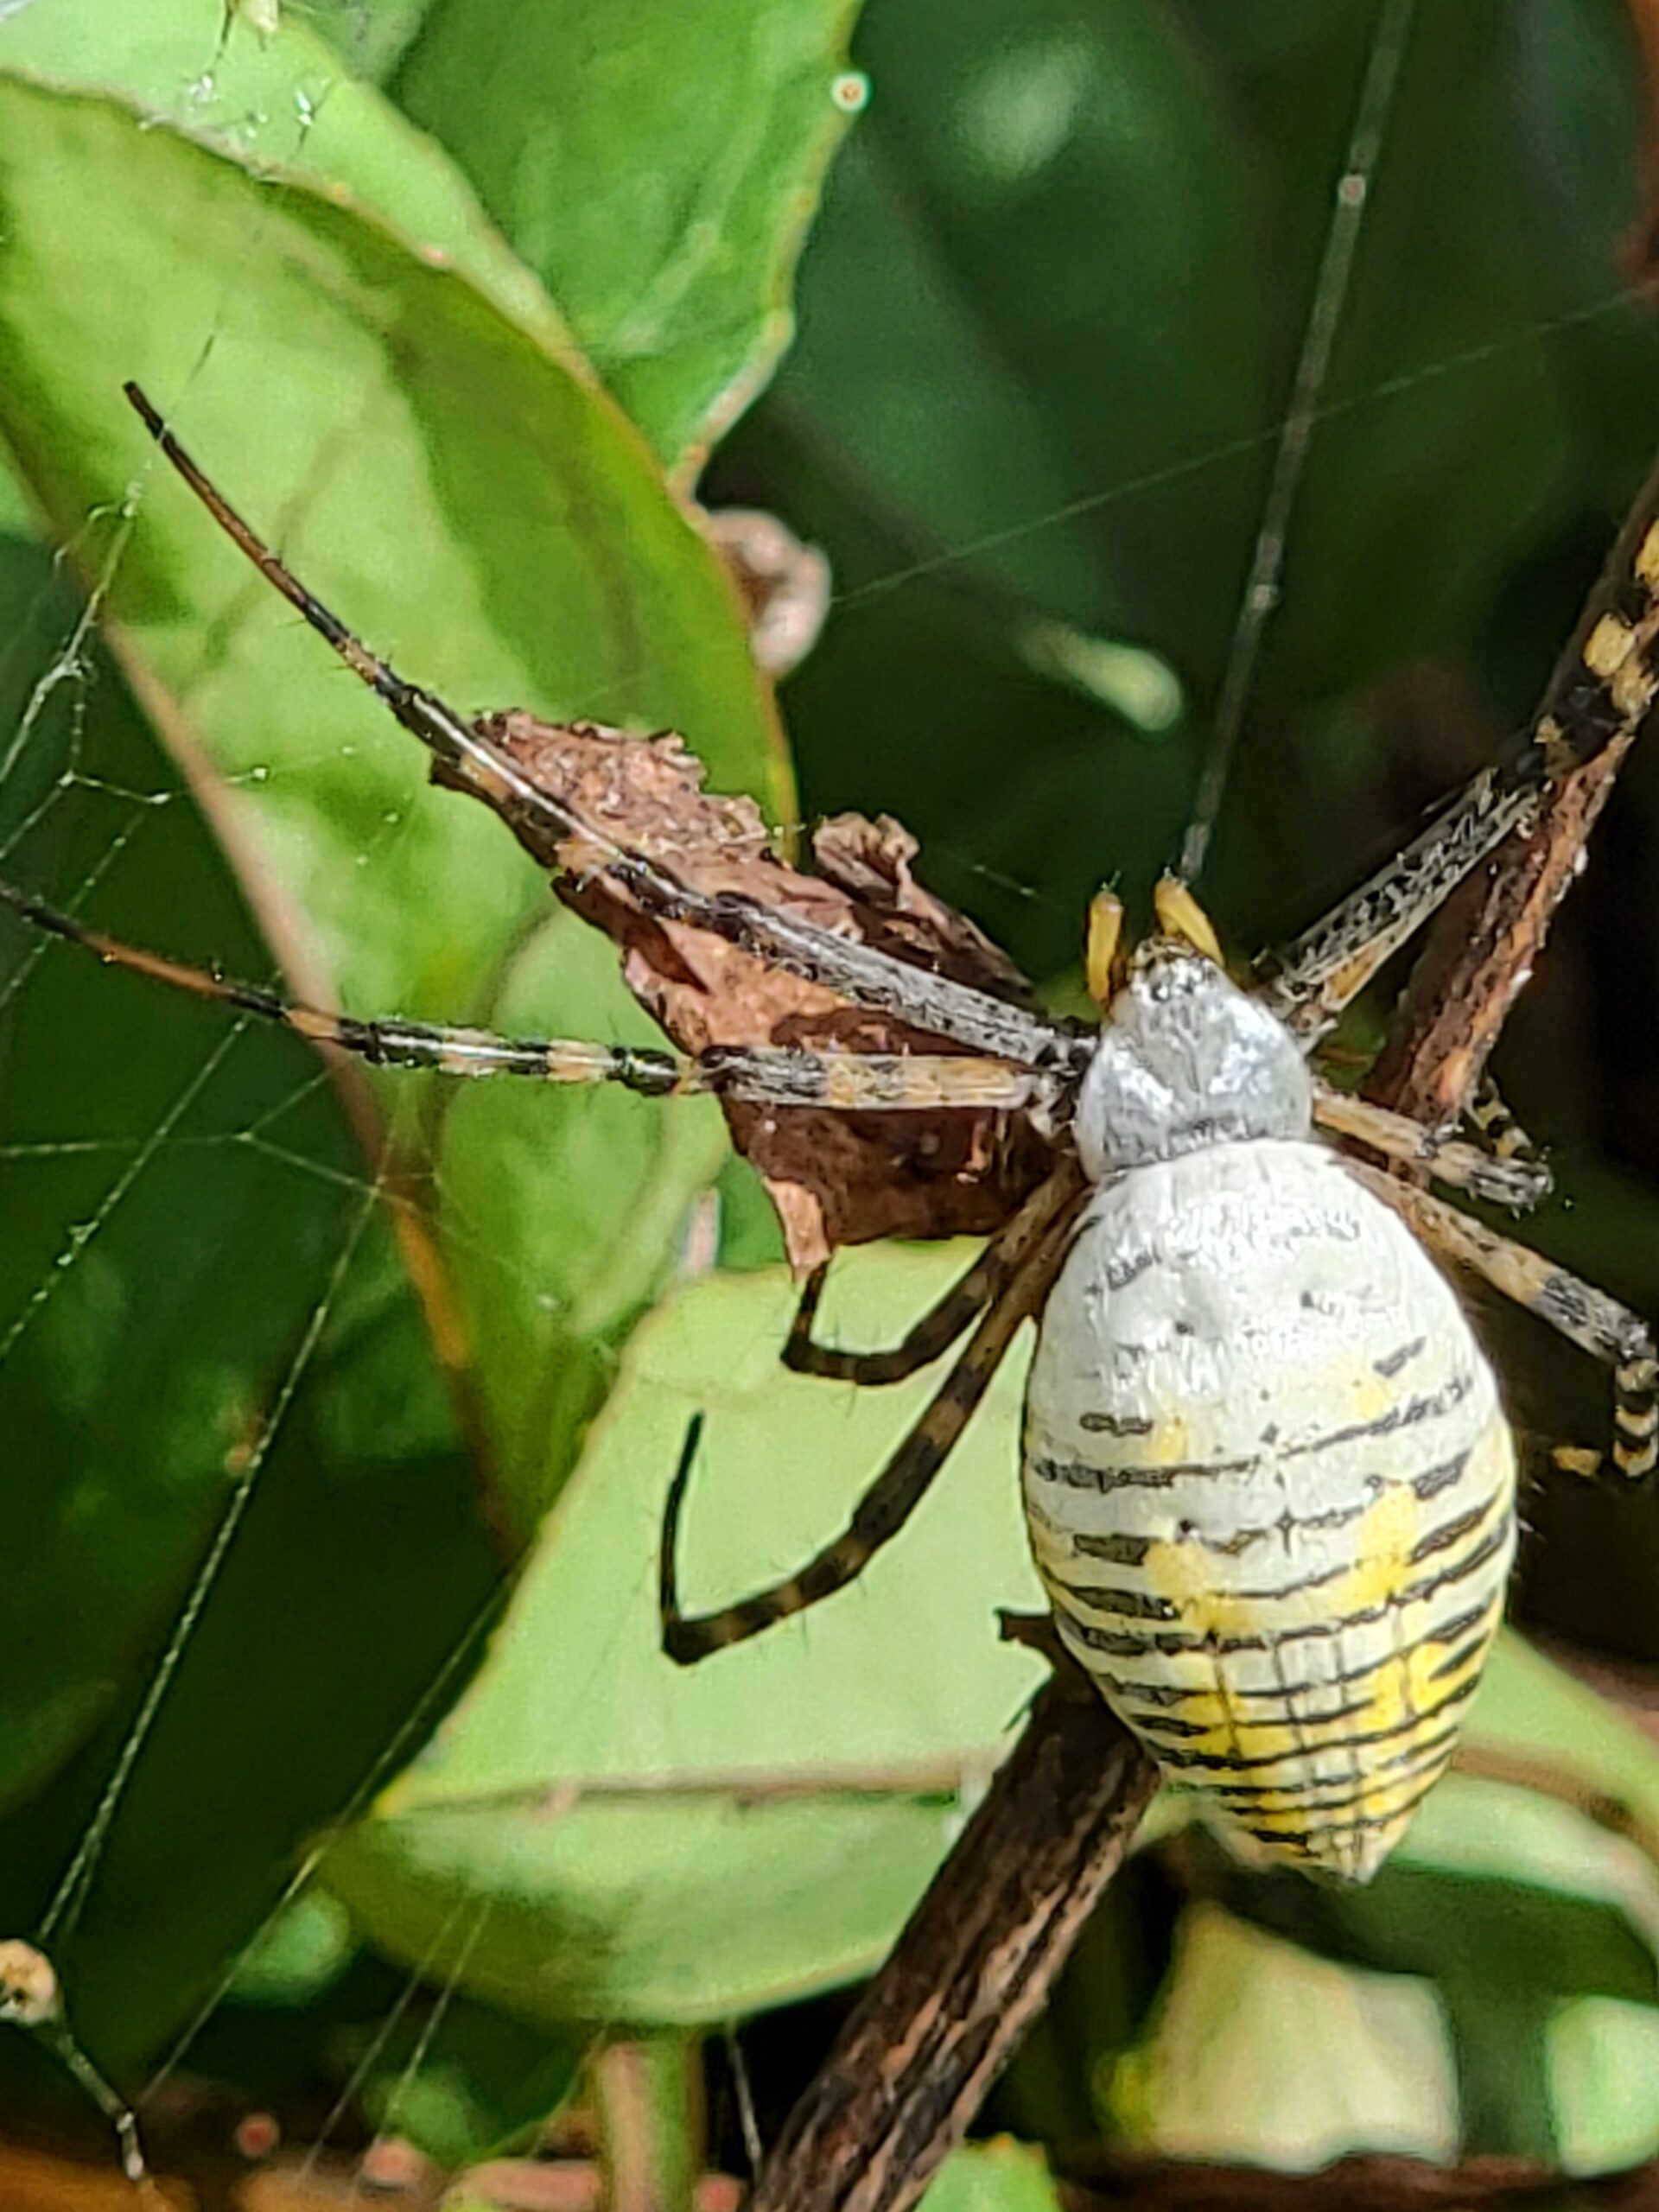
0, 0, 572, 351
1104, 1900, 1457, 2163
323, 1243, 1049, 2025
0, 67, 785, 1539
920, 2139, 1064, 2212
0, 52, 785, 2076
356, 1993, 582, 2171
391, 0, 868, 469
1550, 1995, 1659, 2171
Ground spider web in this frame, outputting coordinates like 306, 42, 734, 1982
4, 0, 1659, 2195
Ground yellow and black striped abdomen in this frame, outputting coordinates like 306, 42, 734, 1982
1022, 1138, 1516, 1883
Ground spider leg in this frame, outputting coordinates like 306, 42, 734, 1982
1311, 1084, 1550, 1208
0, 880, 1051, 1111
124, 385, 508, 800
659, 1190, 1083, 1663
1464, 1074, 1540, 1170
1261, 461, 1659, 1039
1354, 1167, 1658, 1482
125, 388, 1077, 1073
783, 1167, 1080, 1384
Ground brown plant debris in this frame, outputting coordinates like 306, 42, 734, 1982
457, 714, 1054, 1269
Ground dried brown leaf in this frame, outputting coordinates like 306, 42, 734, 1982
453, 714, 1054, 1268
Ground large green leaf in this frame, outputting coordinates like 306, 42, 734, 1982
0, 0, 569, 353
324, 1243, 1048, 2024
392, 0, 867, 470
1106, 1901, 1457, 2164
0, 69, 782, 1526
0, 50, 786, 2075
0, 0, 866, 478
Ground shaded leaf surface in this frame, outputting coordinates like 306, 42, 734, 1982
325, 1243, 1048, 2025
721, 0, 1659, 976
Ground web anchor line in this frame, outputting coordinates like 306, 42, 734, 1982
1179, 0, 1418, 885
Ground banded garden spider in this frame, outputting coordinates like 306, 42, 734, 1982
3, 383, 1657, 1884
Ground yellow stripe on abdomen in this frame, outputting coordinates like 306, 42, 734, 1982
1023, 1141, 1520, 1884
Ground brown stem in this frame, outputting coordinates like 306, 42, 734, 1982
1054, 2147, 1659, 2210
747, 1682, 1157, 2212
746, 461, 1659, 2212
1368, 734, 1637, 1123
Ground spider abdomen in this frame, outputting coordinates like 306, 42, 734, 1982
1022, 1137, 1516, 1884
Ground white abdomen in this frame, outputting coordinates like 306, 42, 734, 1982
1022, 1138, 1516, 1883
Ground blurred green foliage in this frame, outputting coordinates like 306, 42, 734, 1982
1, 0, 1659, 2198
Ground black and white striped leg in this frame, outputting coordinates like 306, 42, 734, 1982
124, 385, 1077, 1074
660, 1190, 1083, 1663
1357, 1170, 1658, 1483
1464, 1075, 1541, 1174
782, 1169, 1079, 1385
0, 877, 1048, 1115
1313, 1083, 1551, 1208
1261, 462, 1659, 1039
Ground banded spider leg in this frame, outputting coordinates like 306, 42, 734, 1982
0, 380, 1652, 1683
111, 382, 1629, 1209
1259, 442, 1659, 1042
1356, 1168, 1659, 1484
695, 460, 1659, 1658
659, 1164, 1088, 1662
